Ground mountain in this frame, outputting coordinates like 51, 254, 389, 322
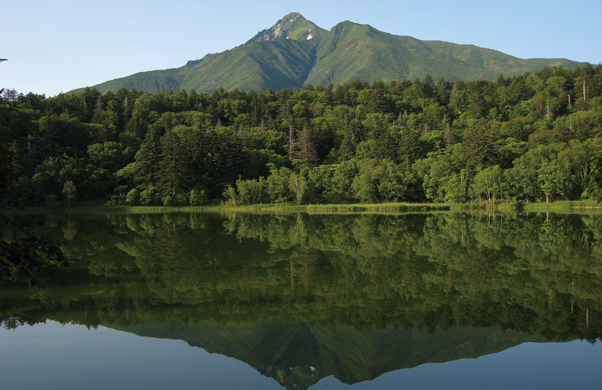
108, 320, 547, 390
245, 12, 326, 44
82, 12, 584, 94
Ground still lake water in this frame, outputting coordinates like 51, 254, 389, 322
1, 211, 602, 389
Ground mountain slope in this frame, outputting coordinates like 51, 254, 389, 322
178, 38, 317, 92
83, 13, 585, 94
308, 21, 581, 84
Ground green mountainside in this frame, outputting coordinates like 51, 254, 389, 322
83, 13, 584, 94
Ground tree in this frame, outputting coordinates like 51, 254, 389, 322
190, 186, 209, 206
538, 164, 564, 203
0, 213, 70, 287
352, 159, 411, 203
1, 103, 70, 286
223, 185, 238, 207
414, 144, 466, 202
140, 187, 159, 205
583, 152, 602, 201
157, 131, 192, 199
235, 177, 263, 205
126, 189, 140, 205
296, 127, 319, 166
61, 181, 78, 207
289, 172, 308, 205
266, 167, 292, 203
470, 166, 503, 203
463, 119, 495, 169
443, 122, 455, 147
443, 170, 469, 203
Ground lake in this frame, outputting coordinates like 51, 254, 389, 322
1, 211, 602, 389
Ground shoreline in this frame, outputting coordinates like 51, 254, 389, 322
15, 200, 602, 215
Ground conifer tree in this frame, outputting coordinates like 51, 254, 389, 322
296, 127, 319, 166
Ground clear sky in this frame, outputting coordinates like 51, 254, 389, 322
3, 0, 601, 97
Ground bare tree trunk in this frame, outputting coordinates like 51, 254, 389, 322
546, 101, 552, 120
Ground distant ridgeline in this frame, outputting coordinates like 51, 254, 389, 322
78, 12, 584, 94
2, 64, 602, 207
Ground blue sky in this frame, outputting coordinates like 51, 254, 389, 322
3, 0, 601, 96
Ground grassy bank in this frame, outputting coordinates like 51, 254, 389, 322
23, 202, 467, 214
522, 200, 601, 210
22, 204, 309, 215
306, 202, 469, 214
20, 200, 602, 215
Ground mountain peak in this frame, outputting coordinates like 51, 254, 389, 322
245, 12, 325, 44
81, 13, 585, 94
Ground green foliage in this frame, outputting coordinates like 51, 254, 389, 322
0, 101, 72, 288
538, 164, 565, 203
289, 172, 308, 205
351, 159, 412, 203
61, 181, 78, 207
162, 195, 173, 206
266, 166, 293, 203
139, 187, 162, 206
470, 165, 503, 202
0, 214, 70, 287
126, 188, 140, 205
222, 185, 238, 207
583, 152, 602, 201
190, 186, 209, 206
5, 64, 602, 208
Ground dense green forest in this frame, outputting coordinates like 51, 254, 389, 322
2, 64, 602, 207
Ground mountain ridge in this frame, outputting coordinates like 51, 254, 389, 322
245, 12, 326, 44
79, 13, 585, 94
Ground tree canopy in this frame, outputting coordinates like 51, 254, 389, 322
2, 65, 602, 207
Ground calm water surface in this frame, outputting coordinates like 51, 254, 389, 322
1, 211, 602, 389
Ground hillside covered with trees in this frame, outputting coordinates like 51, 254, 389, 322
2, 64, 602, 207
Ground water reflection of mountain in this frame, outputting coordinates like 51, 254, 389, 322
1, 211, 601, 388
107, 320, 544, 390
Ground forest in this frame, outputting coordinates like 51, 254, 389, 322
2, 64, 602, 207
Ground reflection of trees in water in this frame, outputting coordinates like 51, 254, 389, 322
207, 212, 602, 341
2, 211, 602, 341
0, 213, 71, 287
